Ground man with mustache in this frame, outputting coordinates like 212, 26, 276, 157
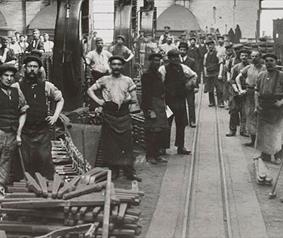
255, 54, 283, 164
0, 64, 28, 196
235, 51, 266, 146
87, 56, 141, 181
13, 56, 64, 179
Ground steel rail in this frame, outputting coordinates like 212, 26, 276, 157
180, 85, 233, 238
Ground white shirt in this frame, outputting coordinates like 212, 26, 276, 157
43, 40, 54, 53
9, 42, 22, 55
85, 49, 112, 73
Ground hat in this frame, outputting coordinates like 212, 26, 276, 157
116, 35, 126, 42
199, 35, 206, 40
95, 37, 103, 43
23, 55, 43, 68
167, 49, 180, 58
217, 35, 224, 40
263, 53, 277, 60
148, 53, 163, 61
0, 64, 17, 75
239, 49, 251, 55
205, 39, 215, 45
178, 42, 189, 49
108, 55, 126, 64
233, 43, 243, 50
189, 37, 197, 41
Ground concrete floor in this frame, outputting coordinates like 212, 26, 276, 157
140, 92, 283, 238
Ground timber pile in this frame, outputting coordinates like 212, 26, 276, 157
0, 168, 143, 238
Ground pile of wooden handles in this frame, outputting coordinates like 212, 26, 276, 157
0, 168, 144, 238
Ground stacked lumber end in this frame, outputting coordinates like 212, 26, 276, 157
0, 168, 144, 238
131, 113, 145, 148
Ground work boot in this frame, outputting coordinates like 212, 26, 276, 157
208, 103, 215, 107
218, 103, 225, 108
226, 131, 236, 137
177, 147, 191, 155
156, 157, 168, 163
244, 135, 256, 147
240, 131, 249, 137
146, 157, 158, 165
158, 148, 167, 156
190, 122, 197, 128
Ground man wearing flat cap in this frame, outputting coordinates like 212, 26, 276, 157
141, 53, 169, 164
109, 35, 134, 64
159, 26, 175, 46
0, 64, 28, 196
254, 53, 283, 164
13, 55, 64, 180
87, 55, 141, 181
226, 49, 250, 137
159, 49, 197, 155
203, 40, 224, 107
26, 29, 44, 53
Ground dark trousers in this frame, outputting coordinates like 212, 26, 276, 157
206, 76, 224, 105
167, 116, 185, 148
186, 91, 196, 124
229, 96, 246, 133
145, 130, 162, 159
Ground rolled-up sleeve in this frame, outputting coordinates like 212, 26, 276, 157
181, 64, 197, 79
11, 83, 29, 114
128, 77, 136, 92
158, 65, 166, 82
45, 82, 63, 101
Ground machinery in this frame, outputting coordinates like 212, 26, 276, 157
140, 0, 156, 37
52, 0, 90, 111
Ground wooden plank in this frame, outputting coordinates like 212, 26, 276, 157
51, 174, 64, 199
63, 181, 107, 200
57, 176, 80, 199
0, 230, 7, 238
24, 172, 42, 196
118, 203, 128, 220
102, 170, 112, 238
85, 222, 100, 237
35, 173, 48, 198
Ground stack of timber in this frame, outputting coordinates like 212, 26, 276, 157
0, 168, 144, 238
254, 158, 273, 185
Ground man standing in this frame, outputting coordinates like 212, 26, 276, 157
141, 53, 169, 164
158, 26, 174, 46
179, 42, 198, 128
216, 35, 226, 61
203, 40, 223, 107
87, 56, 141, 181
86, 38, 112, 84
13, 56, 64, 179
109, 35, 134, 63
188, 37, 202, 86
159, 49, 197, 155
26, 29, 44, 53
235, 51, 266, 146
43, 33, 54, 53
0, 37, 17, 65
9, 36, 22, 55
0, 64, 28, 195
159, 37, 176, 55
226, 49, 250, 137
255, 54, 283, 164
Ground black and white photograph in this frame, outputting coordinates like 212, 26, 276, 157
0, 0, 283, 237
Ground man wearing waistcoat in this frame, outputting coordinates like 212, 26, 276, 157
13, 56, 64, 180
0, 64, 28, 196
159, 49, 197, 155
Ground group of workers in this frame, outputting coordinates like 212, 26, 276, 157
0, 25, 282, 193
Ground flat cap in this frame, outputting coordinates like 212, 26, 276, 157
263, 53, 277, 60
178, 42, 189, 49
95, 37, 103, 43
148, 53, 163, 61
205, 39, 215, 45
116, 35, 126, 42
108, 55, 126, 64
189, 36, 197, 41
23, 55, 43, 68
239, 48, 251, 55
167, 49, 180, 57
0, 64, 17, 75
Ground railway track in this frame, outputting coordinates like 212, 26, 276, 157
180, 85, 232, 238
